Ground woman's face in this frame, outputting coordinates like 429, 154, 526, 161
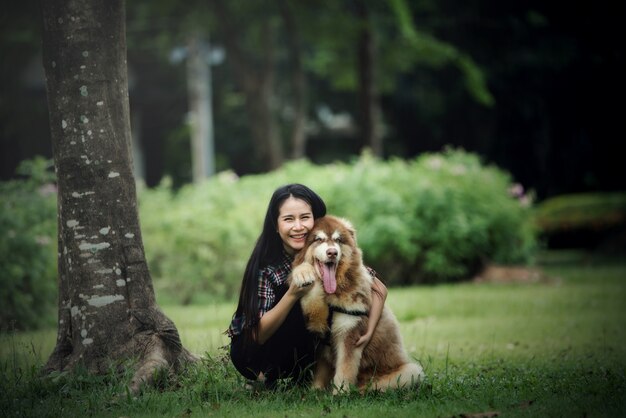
277, 196, 314, 255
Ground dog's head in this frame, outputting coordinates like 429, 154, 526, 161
296, 215, 360, 294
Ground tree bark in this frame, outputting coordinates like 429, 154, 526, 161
41, 0, 197, 393
355, 0, 383, 157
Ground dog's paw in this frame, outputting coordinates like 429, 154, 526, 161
311, 380, 326, 391
332, 383, 349, 396
291, 262, 317, 287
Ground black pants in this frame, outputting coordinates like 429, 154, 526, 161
230, 294, 316, 384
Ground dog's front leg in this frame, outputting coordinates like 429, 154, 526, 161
311, 346, 333, 390
291, 262, 317, 287
300, 285, 329, 335
332, 333, 364, 395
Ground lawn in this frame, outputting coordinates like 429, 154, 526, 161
2, 252, 625, 417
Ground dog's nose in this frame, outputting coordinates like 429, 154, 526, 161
326, 247, 338, 259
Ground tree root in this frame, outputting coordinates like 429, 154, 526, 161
127, 308, 201, 394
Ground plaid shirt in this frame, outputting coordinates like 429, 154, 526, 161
226, 251, 378, 337
227, 251, 294, 337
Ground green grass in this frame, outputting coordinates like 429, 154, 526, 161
2, 254, 626, 417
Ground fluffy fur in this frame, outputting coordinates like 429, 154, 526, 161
290, 215, 424, 393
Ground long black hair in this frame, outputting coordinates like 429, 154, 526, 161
235, 184, 326, 348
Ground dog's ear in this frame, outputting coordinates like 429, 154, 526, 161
339, 217, 357, 242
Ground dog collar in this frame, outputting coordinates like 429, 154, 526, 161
329, 305, 369, 317
318, 305, 370, 346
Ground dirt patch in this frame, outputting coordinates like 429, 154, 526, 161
473, 265, 553, 284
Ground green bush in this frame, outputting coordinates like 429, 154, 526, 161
0, 157, 57, 330
139, 149, 537, 302
2, 151, 537, 313
534, 192, 626, 233
533, 192, 626, 251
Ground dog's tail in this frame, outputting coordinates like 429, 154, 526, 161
368, 362, 425, 392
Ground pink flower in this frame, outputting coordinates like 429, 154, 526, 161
509, 183, 524, 198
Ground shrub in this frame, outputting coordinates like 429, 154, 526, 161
139, 149, 537, 302
2, 151, 537, 312
534, 192, 626, 250
0, 157, 57, 330
311, 150, 537, 284
534, 193, 626, 233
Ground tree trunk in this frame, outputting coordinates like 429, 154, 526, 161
355, 0, 383, 157
279, 0, 308, 160
187, 34, 216, 182
41, 0, 197, 393
210, 0, 283, 170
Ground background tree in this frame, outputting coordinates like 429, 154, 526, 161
354, 0, 383, 156
2, 0, 623, 197
278, 0, 309, 160
41, 0, 196, 391
209, 0, 285, 171
296, 0, 493, 158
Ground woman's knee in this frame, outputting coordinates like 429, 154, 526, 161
230, 337, 260, 380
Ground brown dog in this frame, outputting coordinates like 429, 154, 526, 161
290, 215, 424, 393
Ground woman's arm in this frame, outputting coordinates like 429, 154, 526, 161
355, 276, 388, 347
256, 279, 311, 345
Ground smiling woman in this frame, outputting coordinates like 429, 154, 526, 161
226, 184, 326, 388
276, 196, 315, 255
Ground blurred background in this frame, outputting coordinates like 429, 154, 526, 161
1, 0, 625, 328
2, 0, 624, 196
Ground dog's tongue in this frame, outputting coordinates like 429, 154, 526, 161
320, 262, 337, 294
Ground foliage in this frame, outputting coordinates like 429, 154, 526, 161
1, 151, 535, 314
294, 0, 493, 109
2, 256, 625, 417
387, 0, 494, 105
322, 149, 537, 283
534, 192, 626, 233
139, 149, 537, 303
0, 157, 57, 330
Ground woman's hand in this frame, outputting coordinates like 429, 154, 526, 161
355, 277, 388, 348
355, 331, 373, 347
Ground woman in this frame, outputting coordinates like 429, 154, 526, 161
227, 183, 387, 388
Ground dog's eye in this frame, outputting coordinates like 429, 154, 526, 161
314, 236, 323, 242
335, 237, 343, 243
